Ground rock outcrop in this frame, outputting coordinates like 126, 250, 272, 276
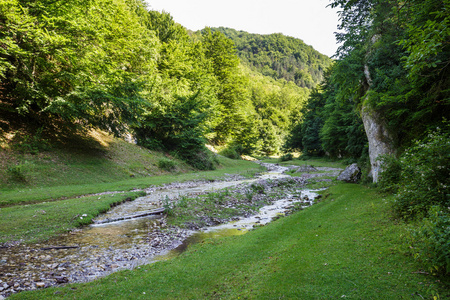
337, 163, 361, 183
360, 107, 396, 183
360, 43, 396, 183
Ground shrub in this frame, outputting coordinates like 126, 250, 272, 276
14, 127, 51, 155
409, 207, 450, 275
179, 149, 218, 171
6, 161, 32, 183
157, 158, 177, 171
219, 146, 242, 160
377, 154, 402, 193
392, 127, 449, 219
163, 196, 174, 217
280, 153, 293, 161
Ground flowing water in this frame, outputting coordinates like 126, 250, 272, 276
0, 163, 325, 297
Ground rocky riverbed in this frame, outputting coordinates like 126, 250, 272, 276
0, 163, 341, 298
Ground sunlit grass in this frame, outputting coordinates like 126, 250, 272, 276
261, 156, 347, 169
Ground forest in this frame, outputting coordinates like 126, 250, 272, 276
0, 0, 331, 169
0, 0, 449, 282
209, 27, 333, 89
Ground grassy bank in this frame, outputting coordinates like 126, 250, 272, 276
261, 156, 348, 169
0, 156, 262, 207
1, 128, 263, 207
11, 183, 450, 299
0, 156, 263, 244
0, 191, 145, 244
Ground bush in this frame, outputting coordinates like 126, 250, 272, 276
219, 146, 242, 160
157, 158, 177, 171
377, 154, 402, 193
392, 127, 449, 219
179, 149, 218, 171
7, 164, 27, 182
280, 153, 294, 162
15, 127, 51, 155
409, 207, 450, 275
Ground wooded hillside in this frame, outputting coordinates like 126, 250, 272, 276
210, 27, 333, 88
0, 0, 328, 168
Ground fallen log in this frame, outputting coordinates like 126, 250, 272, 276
94, 207, 165, 225
40, 246, 79, 250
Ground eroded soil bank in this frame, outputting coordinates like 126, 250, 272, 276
0, 163, 341, 298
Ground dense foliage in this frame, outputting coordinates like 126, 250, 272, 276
284, 67, 368, 160
285, 0, 449, 275
210, 27, 333, 89
0, 0, 158, 134
1, 0, 323, 166
379, 127, 450, 220
378, 127, 450, 274
288, 0, 449, 159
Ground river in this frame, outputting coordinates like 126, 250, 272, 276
0, 163, 339, 297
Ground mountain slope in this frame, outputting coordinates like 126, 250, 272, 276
210, 27, 333, 88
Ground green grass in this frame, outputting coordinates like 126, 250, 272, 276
262, 156, 347, 169
0, 156, 263, 207
11, 184, 450, 299
0, 191, 145, 243
1, 130, 183, 188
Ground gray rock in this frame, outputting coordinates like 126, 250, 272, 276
337, 163, 361, 183
360, 62, 396, 183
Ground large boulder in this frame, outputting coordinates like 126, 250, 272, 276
337, 163, 361, 183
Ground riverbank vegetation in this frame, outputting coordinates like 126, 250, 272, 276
283, 0, 450, 276
0, 191, 146, 244
163, 177, 307, 229
11, 183, 450, 299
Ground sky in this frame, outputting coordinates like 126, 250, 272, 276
144, 0, 341, 57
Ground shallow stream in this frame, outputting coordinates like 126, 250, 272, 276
0, 163, 324, 297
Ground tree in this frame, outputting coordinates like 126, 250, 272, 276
298, 88, 325, 156
134, 92, 216, 170
201, 28, 248, 143
0, 0, 159, 135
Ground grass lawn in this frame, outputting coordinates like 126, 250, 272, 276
11, 183, 450, 299
0, 156, 263, 207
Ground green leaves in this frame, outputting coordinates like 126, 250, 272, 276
211, 27, 332, 89
1, 0, 159, 131
400, 1, 450, 80
2, 1, 314, 164
134, 92, 217, 170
